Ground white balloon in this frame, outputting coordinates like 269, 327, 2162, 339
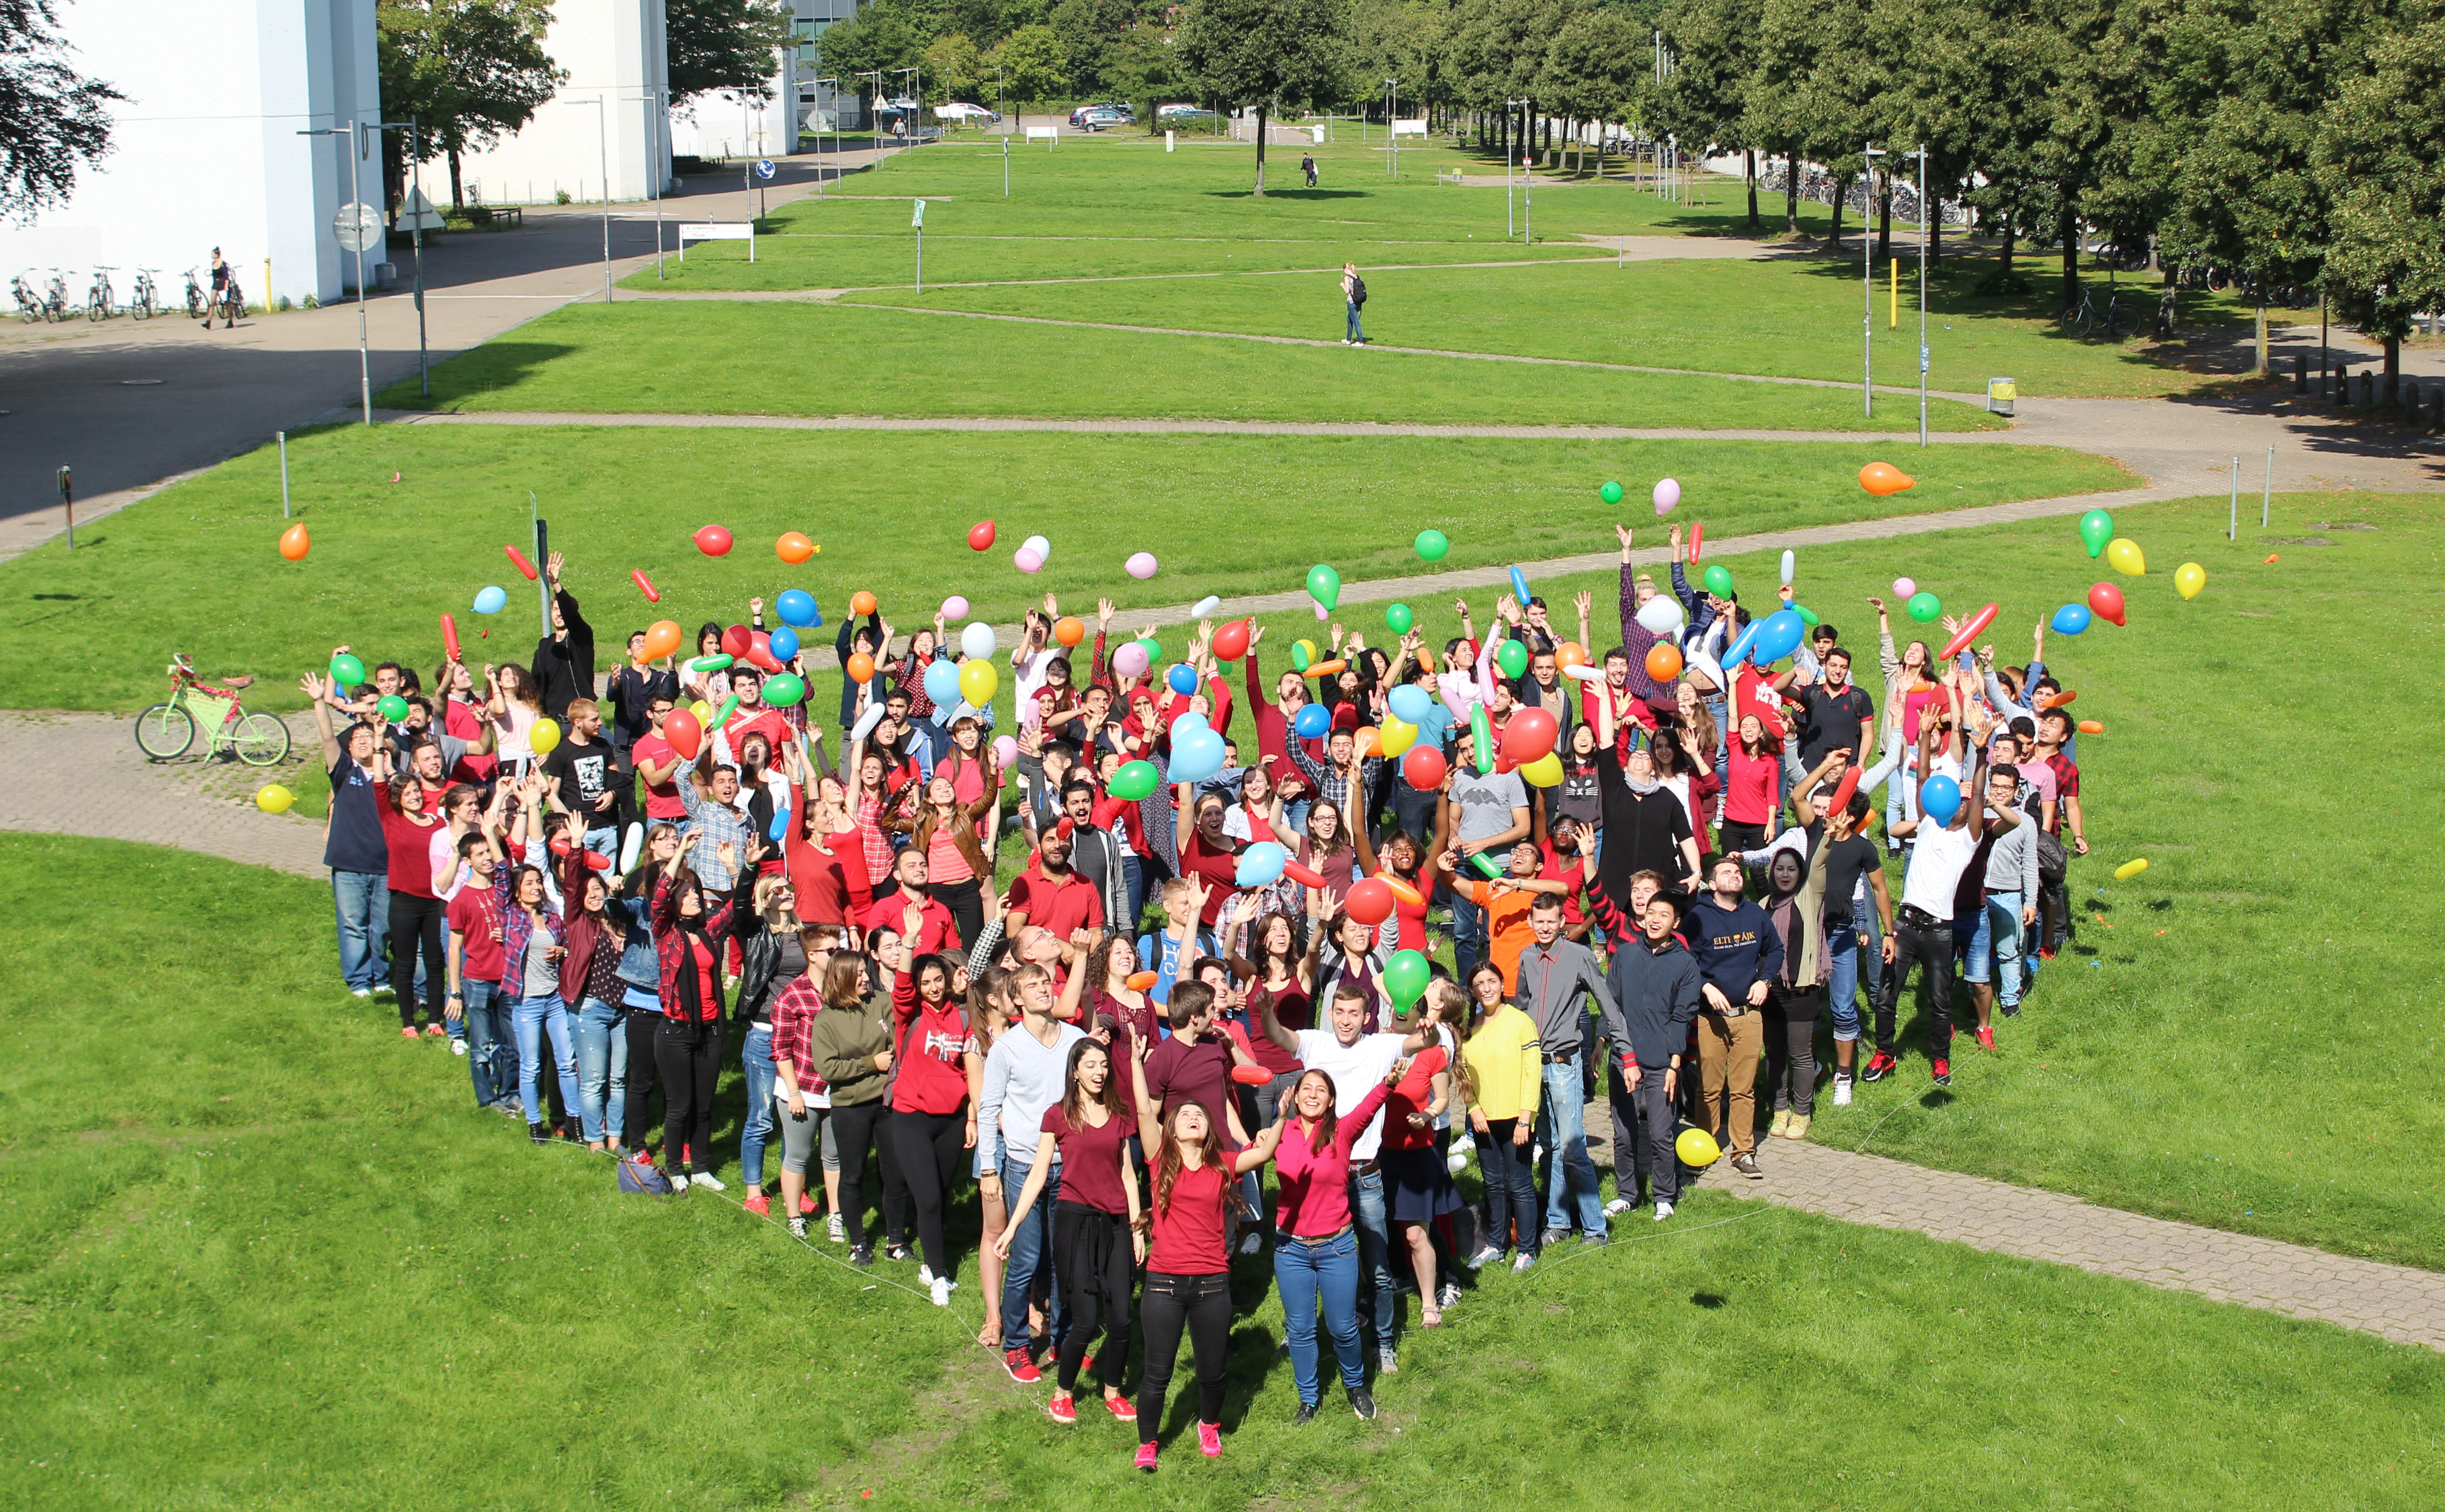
960, 621, 996, 660
1780, 550, 1796, 586
1635, 597, 1685, 634
618, 824, 643, 873
851, 703, 887, 742
1022, 534, 1051, 560
1561, 663, 1606, 682
1190, 595, 1221, 618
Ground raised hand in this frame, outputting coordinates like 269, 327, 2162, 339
1614, 524, 1635, 552
544, 550, 565, 583
1573, 589, 1593, 620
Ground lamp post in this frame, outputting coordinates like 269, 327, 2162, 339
862, 70, 885, 162
815, 75, 840, 197
374, 119, 430, 396
1910, 143, 1929, 446
559, 95, 615, 303
1385, 78, 1398, 179
1861, 142, 1886, 416
1506, 97, 1528, 237
892, 66, 918, 159
296, 121, 372, 423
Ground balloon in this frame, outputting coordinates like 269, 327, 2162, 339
1652, 477, 1681, 514
968, 519, 996, 551
1376, 714, 1418, 758
1675, 1128, 1722, 1168
1937, 603, 1998, 661
1496, 639, 1528, 679
688, 702, 710, 724
1053, 615, 1085, 647
2050, 603, 2093, 635
767, 803, 795, 844
1688, 523, 1705, 562
1401, 745, 1447, 791
1470, 706, 1494, 773
2113, 858, 2148, 881
642, 620, 683, 660
1235, 842, 1288, 888
711, 694, 740, 729
1385, 602, 1413, 635
1112, 642, 1151, 679
440, 614, 461, 663
722, 625, 753, 659
923, 660, 962, 708
1293, 703, 1331, 738
1109, 761, 1160, 801
1387, 685, 1433, 725
829, 651, 868, 686
473, 584, 512, 618
529, 717, 562, 756
1562, 663, 1606, 682
959, 659, 999, 707
1023, 535, 1051, 561
850, 704, 886, 743
2088, 582, 2126, 627
1519, 751, 1564, 787
1384, 950, 1431, 1011
1125, 551, 1159, 579
1892, 577, 1916, 598
664, 709, 702, 759
1751, 608, 1807, 666
1498, 708, 1558, 772
1306, 563, 1341, 610
1348, 726, 1378, 762
2077, 720, 2104, 735
1133, 635, 1162, 665
1718, 619, 1761, 676
1166, 728, 1226, 783
951, 621, 991, 661
277, 522, 310, 560
768, 626, 800, 663
1793, 604, 1820, 628
1780, 550, 1796, 586
1646, 644, 1684, 681
1703, 564, 1734, 599
2078, 509, 2114, 559
1166, 663, 1200, 696
764, 672, 807, 707
1344, 879, 1395, 926
1906, 591, 1943, 624
255, 783, 295, 813
2039, 690, 2078, 710
993, 735, 1019, 768
1014, 549, 1043, 574
2106, 537, 2147, 576
2174, 562, 2206, 600
693, 525, 733, 557
1556, 642, 1587, 672
1858, 462, 1915, 496
1599, 480, 1624, 505
688, 654, 734, 673
1212, 620, 1249, 661
940, 595, 969, 621
1826, 764, 1862, 816
1125, 971, 1160, 992
776, 590, 818, 628
850, 591, 878, 617
776, 531, 815, 564
1920, 774, 1962, 826
504, 544, 539, 580
1413, 530, 1450, 562
1635, 596, 1685, 634
1378, 875, 1425, 909
329, 653, 366, 687
1171, 707, 1208, 738
1509, 566, 1532, 608
377, 694, 409, 723
624, 568, 659, 605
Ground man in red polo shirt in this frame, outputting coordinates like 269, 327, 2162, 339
1006, 825, 1105, 940
856, 849, 961, 957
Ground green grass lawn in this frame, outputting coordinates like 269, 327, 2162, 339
8, 832, 2439, 1510
0, 421, 2120, 711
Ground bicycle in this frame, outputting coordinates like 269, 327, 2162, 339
41, 268, 69, 323
183, 266, 207, 320
11, 272, 39, 323
129, 267, 160, 320
2061, 287, 2130, 340
85, 265, 116, 321
213, 271, 245, 327
134, 655, 291, 765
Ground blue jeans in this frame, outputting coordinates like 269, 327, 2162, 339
1450, 889, 1487, 984
1345, 299, 1363, 341
1275, 1227, 1363, 1404
332, 870, 388, 991
1119, 853, 1144, 935
1704, 694, 1730, 775
583, 824, 619, 863
514, 993, 580, 1126
740, 1025, 776, 1188
999, 1154, 1067, 1352
1966, 890, 2024, 1007
574, 996, 629, 1142
1349, 1165, 1397, 1352
1538, 1053, 1606, 1234
460, 979, 515, 1108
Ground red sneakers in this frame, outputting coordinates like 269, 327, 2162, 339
1861, 1051, 1898, 1082
399, 1027, 419, 1040
1047, 1392, 1077, 1425
1003, 1346, 1042, 1384
1975, 1025, 1996, 1051
1198, 1422, 1222, 1458
1931, 1058, 1952, 1086
742, 1193, 770, 1217
1134, 1442, 1158, 1473
1103, 1393, 1137, 1422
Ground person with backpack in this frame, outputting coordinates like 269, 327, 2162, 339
1341, 263, 1367, 345
1301, 153, 1319, 188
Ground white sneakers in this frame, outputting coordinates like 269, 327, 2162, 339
1652, 1201, 1675, 1221
450, 1039, 468, 1058
930, 1276, 952, 1307
827, 1213, 846, 1243
1602, 1197, 1633, 1217
1832, 1075, 1854, 1107
690, 1171, 726, 1192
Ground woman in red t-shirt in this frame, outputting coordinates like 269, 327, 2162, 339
1719, 711, 1782, 858
1128, 1078, 1266, 1469
379, 773, 449, 1038
1173, 788, 1243, 931
1222, 897, 1311, 1128
994, 1038, 1143, 1426
888, 892, 984, 1307
1087, 934, 1157, 1057
1354, 826, 1435, 955
1379, 990, 1462, 1327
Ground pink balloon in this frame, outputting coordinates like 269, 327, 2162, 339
1313, 601, 1329, 621
941, 594, 969, 620
1652, 477, 1681, 514
1125, 551, 1158, 580
1891, 577, 1916, 599
1014, 549, 1043, 574
993, 735, 1019, 767
1113, 642, 1151, 678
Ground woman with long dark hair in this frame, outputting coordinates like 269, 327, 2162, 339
887, 891, 984, 1308
500, 852, 578, 1146
377, 771, 449, 1039
807, 954, 894, 1265
886, 767, 998, 950
1225, 896, 1311, 1130
1125, 1090, 1243, 1469
561, 852, 629, 1153
652, 846, 741, 1191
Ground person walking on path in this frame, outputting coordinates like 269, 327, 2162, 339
1301, 153, 1319, 188
1341, 263, 1367, 345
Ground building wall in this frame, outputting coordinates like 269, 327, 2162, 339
450, 0, 673, 206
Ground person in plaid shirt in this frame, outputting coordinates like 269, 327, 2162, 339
677, 752, 754, 893
769, 923, 850, 1240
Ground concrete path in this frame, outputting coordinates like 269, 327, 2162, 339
0, 710, 327, 876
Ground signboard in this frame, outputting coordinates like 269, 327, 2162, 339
911, 199, 926, 227
395, 186, 445, 233
678, 222, 757, 263
754, 159, 775, 180
1988, 377, 2016, 416
1391, 118, 1429, 136
333, 202, 383, 254
1025, 125, 1059, 146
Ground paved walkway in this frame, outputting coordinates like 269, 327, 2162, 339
0, 710, 327, 875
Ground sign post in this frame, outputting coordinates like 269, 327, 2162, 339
678, 222, 756, 263
912, 198, 925, 292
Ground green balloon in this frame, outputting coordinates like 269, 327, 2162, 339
1109, 760, 1160, 802
1702, 563, 1735, 598
1497, 638, 1528, 679
1793, 604, 1820, 628
1384, 603, 1413, 635
1291, 640, 1313, 672
329, 653, 366, 687
377, 694, 409, 722
1597, 480, 1624, 505
1906, 591, 1943, 624
2078, 508, 2115, 559
1132, 637, 1161, 666
688, 653, 734, 672
1471, 706, 1494, 773
1306, 562, 1341, 610
764, 672, 807, 707
1384, 949, 1432, 1010
1413, 530, 1450, 563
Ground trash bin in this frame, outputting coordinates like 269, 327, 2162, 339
1987, 377, 2016, 417
374, 263, 398, 290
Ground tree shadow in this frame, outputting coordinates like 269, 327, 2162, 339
372, 341, 580, 412
1203, 189, 1372, 201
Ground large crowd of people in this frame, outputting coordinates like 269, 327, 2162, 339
298, 526, 2093, 1464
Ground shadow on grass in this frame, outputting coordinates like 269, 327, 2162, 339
373, 342, 580, 411
1203, 188, 1372, 201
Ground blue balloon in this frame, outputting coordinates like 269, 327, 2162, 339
1234, 841, 1288, 888
1171, 711, 1208, 739
473, 585, 507, 615
1750, 608, 1806, 667
768, 805, 793, 843
776, 590, 818, 628
922, 659, 961, 709
1293, 702, 1331, 738
1166, 662, 1200, 696
1166, 727, 1226, 784
1920, 774, 1962, 827
1387, 685, 1432, 726
1718, 619, 1761, 674
1509, 566, 1532, 608
767, 626, 800, 663
2050, 603, 2092, 635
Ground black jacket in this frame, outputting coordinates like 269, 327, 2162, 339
1602, 933, 1703, 1069
531, 589, 595, 721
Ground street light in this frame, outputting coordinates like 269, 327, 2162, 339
374, 119, 431, 396
892, 66, 918, 160
296, 122, 372, 424
562, 95, 616, 303
1908, 144, 1930, 446
861, 70, 885, 163
814, 75, 841, 198
1385, 78, 1398, 179
1861, 142, 1886, 416
1506, 98, 1529, 237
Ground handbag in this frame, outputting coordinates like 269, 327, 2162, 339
2036, 828, 2068, 886
618, 1159, 675, 1196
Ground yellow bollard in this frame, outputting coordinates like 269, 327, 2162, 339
1889, 255, 1898, 329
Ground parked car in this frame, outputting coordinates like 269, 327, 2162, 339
1156, 104, 1217, 126
933, 102, 1001, 125
1072, 106, 1130, 131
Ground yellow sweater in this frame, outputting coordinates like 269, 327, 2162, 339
1461, 1004, 1545, 1123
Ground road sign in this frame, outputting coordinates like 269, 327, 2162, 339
1920, 344, 1931, 374
911, 199, 925, 227
754, 159, 775, 180
396, 185, 445, 233
333, 202, 383, 254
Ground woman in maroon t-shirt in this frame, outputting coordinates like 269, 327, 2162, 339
379, 773, 449, 1038
1129, 1091, 1266, 1470
1224, 897, 1312, 1129
1173, 789, 1243, 931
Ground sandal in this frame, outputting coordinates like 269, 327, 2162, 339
1420, 1306, 1443, 1329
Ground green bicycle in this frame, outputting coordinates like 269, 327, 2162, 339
134, 655, 292, 765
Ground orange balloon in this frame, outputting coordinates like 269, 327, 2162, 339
850, 590, 878, 617
1377, 874, 1425, 908
1125, 970, 1158, 991
845, 653, 876, 684
1645, 643, 1684, 681
640, 619, 684, 661
277, 522, 310, 560
1859, 462, 1916, 497
1053, 616, 1085, 647
776, 531, 815, 564
2077, 720, 2103, 735
1350, 726, 1378, 761
1556, 641, 1587, 671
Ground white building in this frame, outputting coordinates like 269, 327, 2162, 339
0, 0, 383, 309
450, 0, 672, 208
665, 0, 866, 161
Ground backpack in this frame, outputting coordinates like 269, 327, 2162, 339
1350, 275, 1367, 307
618, 1159, 675, 1196
2036, 827, 2068, 886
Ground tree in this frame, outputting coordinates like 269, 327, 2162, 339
1657, 0, 1764, 224
1540, 8, 1640, 176
988, 22, 1069, 117
1051, 0, 1132, 98
1178, 0, 1349, 194
378, 0, 564, 207
0, 0, 120, 224
2314, 2, 2445, 402
666, 0, 795, 106
925, 32, 987, 104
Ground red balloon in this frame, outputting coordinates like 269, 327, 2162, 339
2088, 582, 2127, 627
1212, 620, 1250, 662
1826, 763, 1862, 816
1282, 859, 1327, 888
968, 519, 996, 552
1938, 602, 1999, 661
503, 544, 539, 581
632, 569, 660, 603
748, 631, 782, 673
663, 709, 704, 760
439, 613, 461, 664
1401, 744, 1447, 791
1344, 878, 1395, 926
693, 524, 733, 557
721, 624, 753, 659
1496, 707, 1558, 774
1688, 523, 1705, 563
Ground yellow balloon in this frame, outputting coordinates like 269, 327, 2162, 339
958, 658, 999, 708
254, 784, 295, 814
1519, 750, 1565, 788
1376, 714, 1418, 758
2174, 562, 2206, 600
528, 717, 562, 756
1675, 1127, 1722, 1168
2113, 858, 2149, 881
690, 701, 712, 723
2106, 537, 2147, 576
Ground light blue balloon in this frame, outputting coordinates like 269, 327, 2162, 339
1719, 619, 1761, 674
1293, 702, 1331, 738
2050, 603, 2092, 635
922, 659, 961, 709
1234, 841, 1288, 888
1166, 727, 1226, 783
1750, 608, 1806, 667
1171, 711, 1208, 739
1166, 662, 1200, 696
767, 626, 800, 663
473, 585, 508, 615
1509, 566, 1532, 607
1920, 774, 1962, 827
776, 590, 818, 628
768, 805, 793, 843
1387, 685, 1433, 726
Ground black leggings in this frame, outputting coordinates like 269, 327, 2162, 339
829, 1100, 887, 1249
655, 1017, 725, 1173
1054, 1202, 1136, 1395
388, 892, 448, 1029
1136, 1270, 1232, 1443
622, 1008, 664, 1150
928, 878, 986, 957
893, 1106, 967, 1280
1875, 913, 1955, 1058
1765, 982, 1822, 1116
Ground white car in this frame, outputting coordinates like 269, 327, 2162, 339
934, 102, 1001, 125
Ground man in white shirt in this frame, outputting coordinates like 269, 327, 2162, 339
976, 961, 1085, 1377
1866, 684, 1988, 1089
